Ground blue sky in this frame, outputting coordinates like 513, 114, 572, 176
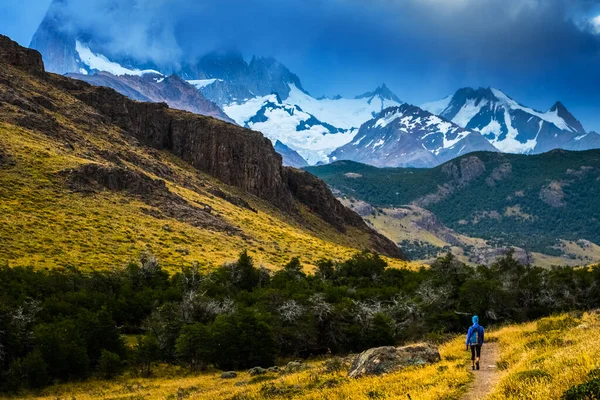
2, 0, 600, 131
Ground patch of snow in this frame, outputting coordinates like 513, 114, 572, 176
224, 95, 356, 165
79, 68, 88, 75
421, 95, 452, 115
477, 119, 502, 138
490, 88, 574, 133
188, 79, 222, 89
575, 134, 588, 141
286, 84, 402, 129
373, 139, 385, 149
490, 108, 537, 153
75, 41, 162, 77
352, 135, 366, 146
451, 99, 488, 127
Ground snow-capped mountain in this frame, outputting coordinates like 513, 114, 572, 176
422, 87, 598, 154
329, 104, 498, 168
222, 83, 403, 164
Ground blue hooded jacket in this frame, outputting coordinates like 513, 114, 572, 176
466, 315, 484, 346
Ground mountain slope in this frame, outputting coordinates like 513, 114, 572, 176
0, 34, 404, 270
66, 71, 234, 123
422, 87, 597, 154
329, 104, 498, 168
307, 150, 600, 261
274, 140, 309, 168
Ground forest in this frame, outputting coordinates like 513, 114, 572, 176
307, 150, 600, 255
1, 250, 599, 393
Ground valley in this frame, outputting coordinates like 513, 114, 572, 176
309, 151, 600, 266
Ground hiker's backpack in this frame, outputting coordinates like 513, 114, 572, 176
469, 327, 480, 345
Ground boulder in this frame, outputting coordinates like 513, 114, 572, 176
267, 366, 280, 373
220, 371, 237, 379
347, 343, 440, 378
247, 367, 267, 376
285, 361, 311, 373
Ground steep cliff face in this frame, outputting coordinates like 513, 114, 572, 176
0, 35, 45, 73
0, 34, 403, 259
59, 81, 296, 212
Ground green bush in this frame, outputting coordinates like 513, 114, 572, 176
97, 350, 123, 379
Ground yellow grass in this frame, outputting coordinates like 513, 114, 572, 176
488, 312, 600, 399
0, 122, 415, 272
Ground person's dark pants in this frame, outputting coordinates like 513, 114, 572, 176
470, 344, 481, 361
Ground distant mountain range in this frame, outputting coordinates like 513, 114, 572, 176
30, 0, 600, 168
422, 87, 600, 155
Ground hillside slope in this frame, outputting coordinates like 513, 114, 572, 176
307, 151, 600, 261
0, 35, 403, 270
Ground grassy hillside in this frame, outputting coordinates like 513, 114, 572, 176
307, 151, 600, 259
0, 121, 404, 271
0, 36, 408, 272
14, 312, 600, 400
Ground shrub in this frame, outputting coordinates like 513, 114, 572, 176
6, 350, 49, 390
97, 350, 123, 379
562, 378, 600, 400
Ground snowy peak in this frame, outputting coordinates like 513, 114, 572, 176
549, 101, 585, 134
355, 83, 402, 104
422, 87, 594, 154
329, 103, 497, 168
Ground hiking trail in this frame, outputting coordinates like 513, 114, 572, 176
461, 342, 502, 399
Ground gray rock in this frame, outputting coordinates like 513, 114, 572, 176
221, 371, 237, 379
267, 366, 280, 373
247, 367, 267, 376
285, 361, 310, 373
348, 343, 441, 378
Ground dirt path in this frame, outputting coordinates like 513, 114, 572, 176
461, 343, 502, 400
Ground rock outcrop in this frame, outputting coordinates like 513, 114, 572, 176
62, 164, 238, 234
0, 35, 44, 73
347, 343, 441, 378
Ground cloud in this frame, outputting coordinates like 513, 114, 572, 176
38, 0, 600, 129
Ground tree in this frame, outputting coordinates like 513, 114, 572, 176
210, 309, 276, 370
364, 313, 396, 348
175, 323, 213, 371
133, 334, 160, 378
97, 350, 123, 379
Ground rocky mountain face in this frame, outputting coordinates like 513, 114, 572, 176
179, 52, 306, 101
65, 71, 234, 123
330, 104, 497, 168
1, 34, 403, 258
422, 87, 599, 154
274, 141, 309, 168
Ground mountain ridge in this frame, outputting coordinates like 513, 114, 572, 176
329, 103, 498, 168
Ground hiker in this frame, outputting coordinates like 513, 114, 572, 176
466, 315, 484, 370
